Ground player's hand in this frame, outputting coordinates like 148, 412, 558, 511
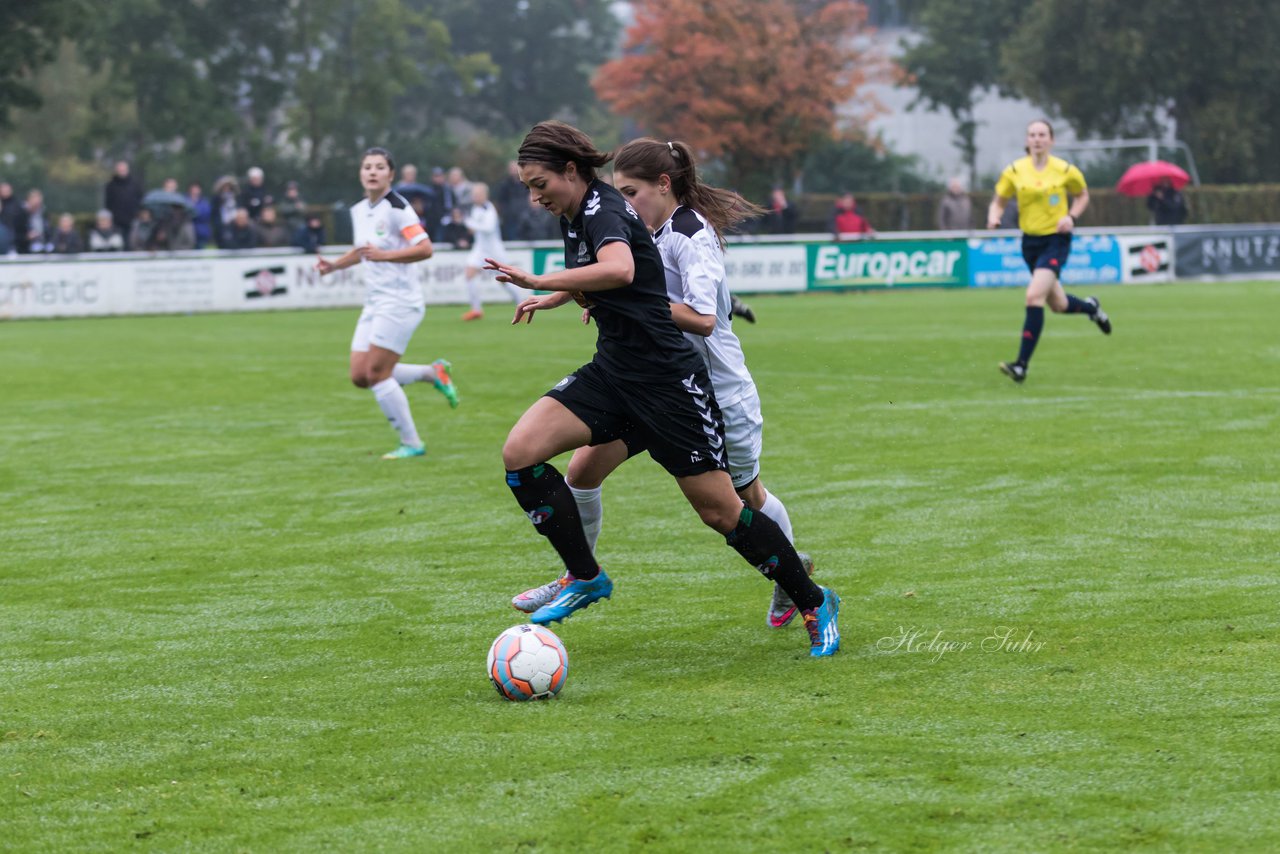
986, 218, 1001, 230
1057, 215, 1075, 234
357, 242, 384, 262
511, 291, 573, 325
315, 256, 335, 275
485, 258, 540, 290
580, 308, 591, 325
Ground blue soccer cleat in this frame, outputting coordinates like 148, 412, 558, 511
382, 443, 426, 460
530, 571, 613, 625
802, 587, 841, 657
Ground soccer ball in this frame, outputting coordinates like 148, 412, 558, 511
486, 624, 569, 701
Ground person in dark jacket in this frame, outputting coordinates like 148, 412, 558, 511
103, 160, 144, 239
1147, 179, 1189, 226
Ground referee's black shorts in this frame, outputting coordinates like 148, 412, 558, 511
545, 360, 728, 479
1021, 232, 1072, 274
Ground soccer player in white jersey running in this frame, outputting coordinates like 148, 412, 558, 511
461, 182, 525, 321
511, 137, 818, 629
315, 147, 460, 460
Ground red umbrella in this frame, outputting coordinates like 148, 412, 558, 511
1116, 160, 1191, 197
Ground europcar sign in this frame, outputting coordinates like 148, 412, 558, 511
806, 241, 967, 289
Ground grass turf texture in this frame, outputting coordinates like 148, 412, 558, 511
2, 281, 1277, 851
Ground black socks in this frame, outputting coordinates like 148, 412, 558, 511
507, 463, 598, 580
1016, 306, 1044, 367
726, 507, 824, 611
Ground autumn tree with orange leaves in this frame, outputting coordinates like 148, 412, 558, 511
593, 0, 884, 192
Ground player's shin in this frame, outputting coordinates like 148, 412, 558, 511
506, 463, 599, 580
725, 507, 823, 610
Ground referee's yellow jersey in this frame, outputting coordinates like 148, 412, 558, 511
994, 155, 1086, 236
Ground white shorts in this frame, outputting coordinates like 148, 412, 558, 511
721, 388, 764, 490
350, 302, 424, 355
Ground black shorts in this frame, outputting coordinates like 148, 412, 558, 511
545, 361, 728, 479
1022, 232, 1072, 274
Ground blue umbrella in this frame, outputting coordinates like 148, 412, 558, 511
393, 182, 434, 201
143, 189, 196, 211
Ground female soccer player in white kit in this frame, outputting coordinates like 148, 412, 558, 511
315, 147, 460, 459
511, 138, 816, 628
461, 182, 525, 320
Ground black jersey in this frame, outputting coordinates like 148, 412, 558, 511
561, 180, 704, 382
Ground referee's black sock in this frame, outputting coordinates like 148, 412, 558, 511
506, 463, 599, 580
726, 507, 824, 611
1064, 294, 1093, 315
1017, 306, 1045, 367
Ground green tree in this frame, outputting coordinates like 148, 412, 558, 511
897, 0, 1027, 188
1003, 0, 1280, 183
423, 0, 620, 135
0, 0, 90, 126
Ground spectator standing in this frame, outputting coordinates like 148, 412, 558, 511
294, 213, 326, 253
935, 178, 972, 230
1147, 178, 1188, 226
104, 160, 144, 239
276, 180, 307, 234
0, 221, 12, 256
222, 207, 258, 249
89, 209, 125, 252
0, 182, 25, 244
254, 206, 290, 247
22, 189, 53, 253
188, 182, 213, 248
50, 213, 83, 254
423, 167, 453, 237
397, 164, 420, 186
239, 167, 271, 220
128, 208, 155, 250
763, 186, 797, 234
494, 161, 528, 240
213, 176, 240, 246
447, 167, 473, 208
514, 196, 561, 241
830, 191, 874, 238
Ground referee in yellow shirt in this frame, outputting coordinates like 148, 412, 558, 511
987, 119, 1111, 383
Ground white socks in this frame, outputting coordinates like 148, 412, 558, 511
569, 483, 604, 553
760, 489, 794, 543
392, 363, 439, 386
371, 377, 421, 447
465, 277, 484, 312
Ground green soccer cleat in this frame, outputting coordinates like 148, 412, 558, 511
431, 359, 460, 408
382, 443, 426, 460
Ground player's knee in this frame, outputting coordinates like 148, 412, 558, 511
501, 438, 534, 472
351, 372, 372, 389
696, 504, 739, 535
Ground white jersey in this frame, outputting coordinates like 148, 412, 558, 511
464, 201, 507, 266
350, 191, 429, 308
653, 206, 755, 409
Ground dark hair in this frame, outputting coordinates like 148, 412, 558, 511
362, 146, 396, 173
517, 121, 612, 184
1024, 119, 1055, 155
612, 138, 765, 250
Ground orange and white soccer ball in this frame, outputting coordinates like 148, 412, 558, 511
486, 624, 568, 701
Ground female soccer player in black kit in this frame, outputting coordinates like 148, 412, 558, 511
484, 121, 840, 656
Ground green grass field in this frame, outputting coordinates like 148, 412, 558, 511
2, 281, 1277, 852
